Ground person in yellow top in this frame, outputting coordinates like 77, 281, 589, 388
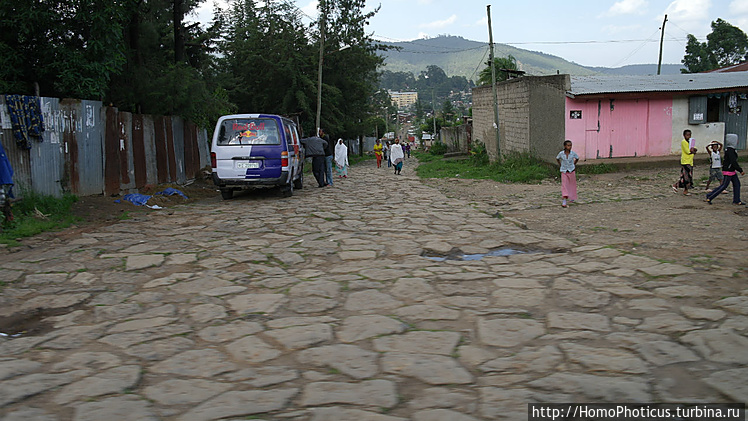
373, 139, 384, 168
672, 129, 697, 195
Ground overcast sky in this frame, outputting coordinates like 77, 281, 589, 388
190, 0, 748, 69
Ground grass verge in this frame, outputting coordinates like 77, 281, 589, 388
1, 191, 80, 246
414, 151, 554, 183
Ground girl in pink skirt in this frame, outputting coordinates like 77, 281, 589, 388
556, 140, 579, 208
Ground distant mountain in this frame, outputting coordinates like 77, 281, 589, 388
583, 64, 685, 75
378, 35, 683, 79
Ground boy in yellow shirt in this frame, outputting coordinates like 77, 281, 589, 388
672, 129, 696, 196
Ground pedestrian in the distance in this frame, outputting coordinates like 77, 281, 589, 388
373, 139, 383, 168
334, 139, 349, 178
704, 140, 723, 192
556, 140, 579, 208
384, 141, 391, 168
300, 135, 328, 188
705, 134, 744, 205
390, 138, 405, 175
319, 128, 333, 186
405, 142, 411, 158
672, 129, 697, 196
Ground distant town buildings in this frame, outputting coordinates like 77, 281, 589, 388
388, 90, 418, 109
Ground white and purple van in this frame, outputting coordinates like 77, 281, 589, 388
210, 114, 304, 199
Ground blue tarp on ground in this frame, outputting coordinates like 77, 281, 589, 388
155, 188, 188, 199
118, 188, 188, 209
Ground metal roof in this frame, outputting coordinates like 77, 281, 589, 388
568, 72, 748, 96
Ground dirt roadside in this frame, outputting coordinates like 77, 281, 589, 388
422, 167, 748, 274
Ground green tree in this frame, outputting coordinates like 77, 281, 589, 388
682, 19, 748, 73
0, 0, 129, 98
441, 99, 454, 122
478, 55, 518, 86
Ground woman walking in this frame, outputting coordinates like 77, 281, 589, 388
373, 139, 383, 168
334, 139, 349, 178
706, 134, 744, 205
390, 138, 405, 175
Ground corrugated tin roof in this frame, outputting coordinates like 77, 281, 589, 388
569, 72, 748, 96
706, 61, 748, 73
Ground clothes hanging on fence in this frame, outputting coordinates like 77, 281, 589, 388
5, 95, 45, 150
0, 137, 14, 198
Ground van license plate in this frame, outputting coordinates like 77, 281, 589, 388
236, 162, 260, 169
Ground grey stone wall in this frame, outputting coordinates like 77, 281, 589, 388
529, 75, 570, 162
472, 75, 569, 163
440, 125, 472, 153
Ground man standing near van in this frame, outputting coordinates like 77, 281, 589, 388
301, 135, 328, 188
319, 128, 334, 187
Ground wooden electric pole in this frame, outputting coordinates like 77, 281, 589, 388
487, 5, 500, 156
657, 14, 668, 75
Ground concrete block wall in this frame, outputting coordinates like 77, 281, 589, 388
472, 85, 498, 160
472, 75, 569, 163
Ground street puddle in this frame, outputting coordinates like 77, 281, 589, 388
422, 247, 543, 262
0, 307, 77, 338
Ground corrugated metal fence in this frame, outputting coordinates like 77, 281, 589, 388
0, 96, 209, 198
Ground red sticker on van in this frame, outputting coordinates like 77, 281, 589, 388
233, 122, 265, 131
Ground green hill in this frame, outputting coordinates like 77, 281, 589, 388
379, 35, 598, 80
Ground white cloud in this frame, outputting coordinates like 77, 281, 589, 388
602, 24, 644, 34
419, 14, 457, 29
605, 0, 648, 16
474, 16, 488, 27
664, 0, 711, 22
730, 0, 748, 15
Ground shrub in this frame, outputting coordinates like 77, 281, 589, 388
429, 142, 448, 155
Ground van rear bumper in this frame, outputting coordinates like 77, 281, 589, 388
212, 171, 289, 188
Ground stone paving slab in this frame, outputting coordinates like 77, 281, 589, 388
0, 157, 745, 420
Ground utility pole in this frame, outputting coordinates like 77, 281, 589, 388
487, 5, 500, 156
657, 14, 668, 75
315, 6, 326, 135
432, 89, 437, 143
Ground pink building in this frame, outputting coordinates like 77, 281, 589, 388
472, 73, 748, 163
565, 73, 748, 161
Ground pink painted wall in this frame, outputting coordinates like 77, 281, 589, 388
565, 96, 673, 160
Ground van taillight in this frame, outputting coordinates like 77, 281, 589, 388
211, 152, 216, 168
281, 151, 289, 167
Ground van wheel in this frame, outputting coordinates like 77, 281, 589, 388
293, 166, 304, 189
220, 189, 234, 200
280, 179, 294, 197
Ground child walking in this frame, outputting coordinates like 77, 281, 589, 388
672, 129, 696, 195
704, 140, 723, 192
705, 134, 744, 205
556, 140, 579, 208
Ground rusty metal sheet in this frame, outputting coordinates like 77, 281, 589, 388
141, 115, 158, 186
30, 97, 64, 197
183, 121, 198, 179
60, 99, 81, 194
76, 100, 104, 196
164, 116, 177, 182
197, 128, 209, 169
171, 117, 185, 184
104, 107, 120, 196
117, 111, 133, 189
154, 116, 169, 184
131, 114, 147, 189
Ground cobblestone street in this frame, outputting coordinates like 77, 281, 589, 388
1, 158, 747, 420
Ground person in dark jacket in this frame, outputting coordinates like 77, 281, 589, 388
319, 128, 334, 187
706, 134, 744, 205
301, 136, 328, 188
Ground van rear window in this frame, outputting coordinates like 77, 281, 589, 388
216, 118, 281, 145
